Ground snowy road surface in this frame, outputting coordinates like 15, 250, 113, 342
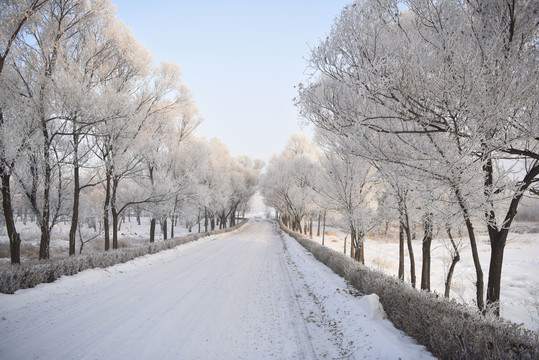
0, 220, 434, 359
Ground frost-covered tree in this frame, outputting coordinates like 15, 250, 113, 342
261, 134, 319, 233
0, 0, 50, 264
316, 130, 380, 263
1, 0, 206, 262
6, 0, 105, 260
226, 155, 263, 227
297, 0, 538, 313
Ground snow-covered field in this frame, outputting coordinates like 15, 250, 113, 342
310, 224, 539, 331
0, 216, 195, 264
0, 219, 434, 359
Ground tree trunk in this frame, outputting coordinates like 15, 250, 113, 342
38, 173, 51, 258
444, 228, 460, 298
39, 222, 50, 260
103, 172, 111, 251
317, 213, 321, 236
454, 185, 485, 312
322, 212, 326, 246
350, 226, 356, 260
162, 217, 167, 240
486, 233, 506, 314
112, 207, 119, 249
398, 219, 405, 282
111, 177, 119, 249
357, 233, 365, 264
230, 206, 236, 227
210, 217, 215, 231
170, 214, 174, 238
420, 214, 433, 291
485, 163, 539, 315
150, 218, 156, 243
68, 126, 80, 256
204, 208, 208, 232
38, 131, 52, 260
220, 211, 226, 229
2, 173, 21, 264
404, 206, 416, 288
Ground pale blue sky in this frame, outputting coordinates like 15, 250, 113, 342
112, 1, 350, 162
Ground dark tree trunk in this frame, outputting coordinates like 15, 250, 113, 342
163, 217, 167, 240
38, 129, 52, 260
444, 228, 460, 298
170, 214, 174, 238
103, 173, 111, 251
68, 127, 80, 256
229, 206, 236, 227
454, 185, 485, 312
420, 214, 433, 291
317, 213, 321, 236
111, 177, 119, 249
210, 217, 215, 231
2, 173, 21, 264
486, 233, 506, 314
69, 168, 80, 256
39, 222, 50, 260
350, 227, 356, 260
150, 218, 156, 243
355, 232, 365, 264
404, 206, 416, 289
322, 212, 326, 245
485, 162, 539, 315
112, 207, 119, 249
398, 219, 405, 282
204, 208, 208, 232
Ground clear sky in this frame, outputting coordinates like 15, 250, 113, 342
111, 0, 350, 163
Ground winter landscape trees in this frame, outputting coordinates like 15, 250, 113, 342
0, 0, 262, 264
287, 0, 538, 315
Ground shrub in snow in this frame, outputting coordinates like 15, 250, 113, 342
0, 220, 248, 294
279, 222, 539, 360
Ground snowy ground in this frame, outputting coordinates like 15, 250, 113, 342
0, 216, 197, 264
310, 223, 539, 331
0, 219, 434, 359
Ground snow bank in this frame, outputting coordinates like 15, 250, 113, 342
279, 221, 539, 360
358, 293, 387, 320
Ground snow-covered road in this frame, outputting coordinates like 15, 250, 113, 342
0, 220, 434, 359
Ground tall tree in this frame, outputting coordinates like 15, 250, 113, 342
0, 0, 50, 263
297, 0, 538, 313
